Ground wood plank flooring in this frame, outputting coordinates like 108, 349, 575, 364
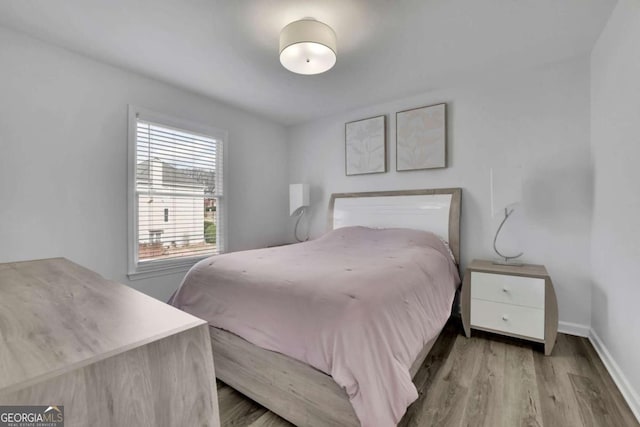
217, 319, 638, 427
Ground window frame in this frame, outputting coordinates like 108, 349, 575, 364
127, 105, 228, 280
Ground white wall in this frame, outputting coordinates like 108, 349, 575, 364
288, 56, 593, 328
590, 0, 640, 417
0, 26, 289, 301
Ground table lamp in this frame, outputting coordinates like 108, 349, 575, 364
290, 184, 310, 242
490, 167, 524, 265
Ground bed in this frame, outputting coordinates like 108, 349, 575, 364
171, 188, 462, 427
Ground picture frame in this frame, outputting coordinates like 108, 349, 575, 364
345, 115, 387, 176
396, 103, 447, 171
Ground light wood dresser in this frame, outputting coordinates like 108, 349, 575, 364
0, 258, 220, 426
461, 259, 558, 355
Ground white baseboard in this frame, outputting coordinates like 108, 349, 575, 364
558, 321, 590, 337
588, 329, 640, 423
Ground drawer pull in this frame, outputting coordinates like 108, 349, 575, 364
502, 287, 509, 293
502, 315, 509, 321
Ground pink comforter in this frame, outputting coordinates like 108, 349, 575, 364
170, 226, 460, 426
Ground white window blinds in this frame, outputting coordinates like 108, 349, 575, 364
135, 118, 224, 265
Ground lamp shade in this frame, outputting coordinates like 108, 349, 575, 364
289, 184, 310, 215
490, 167, 522, 217
279, 19, 336, 75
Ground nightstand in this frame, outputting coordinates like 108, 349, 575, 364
461, 259, 558, 355
267, 242, 297, 247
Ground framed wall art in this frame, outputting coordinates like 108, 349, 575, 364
345, 115, 386, 176
396, 103, 446, 171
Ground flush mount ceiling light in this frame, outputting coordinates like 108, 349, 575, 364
279, 18, 337, 75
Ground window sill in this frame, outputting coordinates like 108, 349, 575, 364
127, 255, 210, 281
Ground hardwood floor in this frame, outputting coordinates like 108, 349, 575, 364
217, 319, 638, 427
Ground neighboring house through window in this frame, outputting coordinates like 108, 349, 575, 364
128, 106, 227, 279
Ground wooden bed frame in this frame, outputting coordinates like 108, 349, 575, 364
210, 188, 462, 426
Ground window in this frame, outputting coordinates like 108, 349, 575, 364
128, 106, 226, 279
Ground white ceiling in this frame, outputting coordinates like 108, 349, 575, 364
0, 0, 616, 125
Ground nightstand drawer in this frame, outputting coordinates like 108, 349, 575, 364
471, 299, 544, 340
471, 272, 544, 309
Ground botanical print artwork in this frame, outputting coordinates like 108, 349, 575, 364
396, 103, 446, 171
345, 115, 386, 175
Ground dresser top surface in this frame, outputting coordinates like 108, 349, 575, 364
468, 259, 549, 277
0, 258, 205, 392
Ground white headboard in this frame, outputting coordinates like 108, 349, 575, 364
328, 188, 461, 264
